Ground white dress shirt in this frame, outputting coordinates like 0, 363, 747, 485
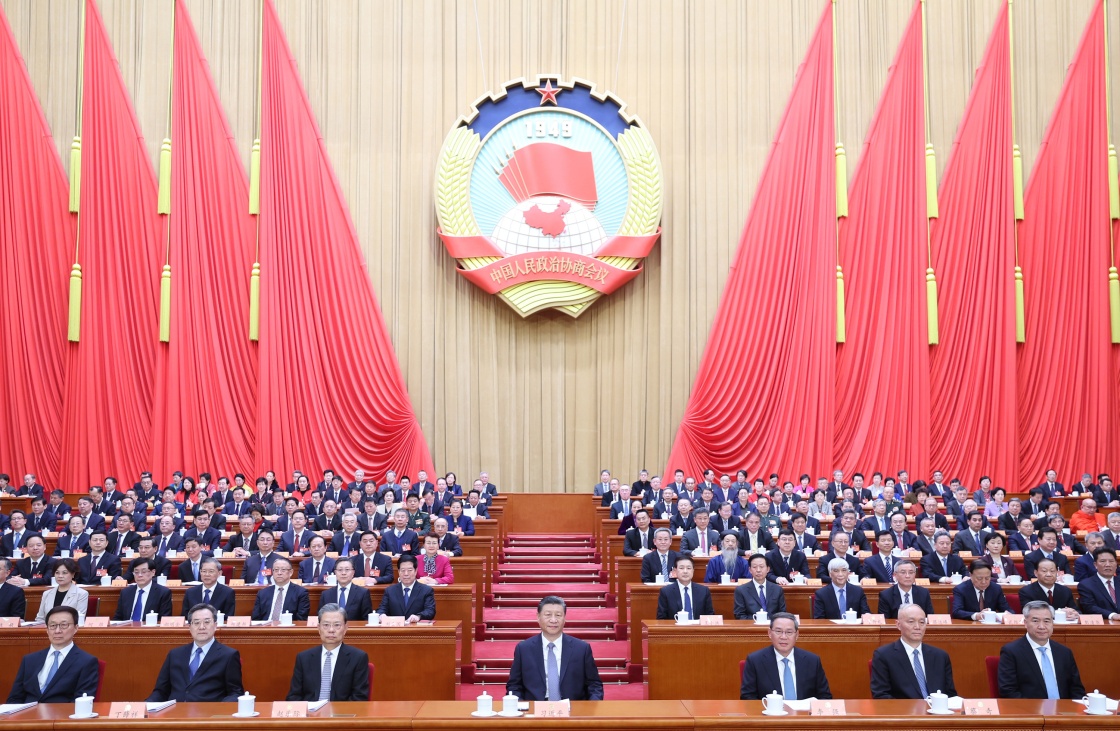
37, 642, 75, 688
774, 649, 796, 697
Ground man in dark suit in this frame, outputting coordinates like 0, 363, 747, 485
6, 606, 99, 702
655, 556, 714, 620
184, 511, 222, 552
0, 558, 28, 619
876, 561, 935, 619
951, 512, 992, 556
11, 536, 54, 587
242, 532, 281, 585
834, 510, 871, 551
1008, 517, 1041, 553
737, 512, 774, 555
297, 536, 336, 584
1023, 529, 1071, 580
815, 532, 860, 580
381, 510, 420, 557
680, 509, 719, 555
429, 518, 462, 557
353, 532, 395, 584
106, 514, 142, 555
73, 498, 106, 533
813, 557, 871, 619
1018, 557, 1079, 617
950, 561, 1011, 620
788, 514, 819, 553
710, 502, 741, 534
77, 532, 122, 585
998, 600, 1085, 698
0, 510, 35, 558
331, 514, 364, 558
921, 532, 966, 583
639, 528, 679, 584
286, 602, 370, 701
871, 605, 956, 698
622, 510, 655, 557
1094, 476, 1119, 507
251, 558, 311, 621
740, 612, 831, 700
25, 498, 56, 533
506, 595, 603, 701
862, 531, 900, 584
224, 515, 260, 556
182, 559, 236, 617
113, 559, 174, 621
124, 538, 171, 581
734, 554, 786, 619
147, 604, 243, 702
320, 559, 374, 621
376, 555, 436, 622
765, 530, 809, 584
176, 539, 209, 583
1077, 547, 1120, 619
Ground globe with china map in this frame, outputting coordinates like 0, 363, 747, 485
490, 195, 607, 257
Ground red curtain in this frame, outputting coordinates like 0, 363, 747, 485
0, 6, 72, 487
928, 3, 1019, 490
1016, 2, 1117, 485
255, 0, 433, 482
59, 0, 161, 490
665, 1, 835, 480
834, 1, 930, 478
150, 0, 259, 480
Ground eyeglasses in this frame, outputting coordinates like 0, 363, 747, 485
48, 623, 74, 631
189, 619, 215, 627
770, 629, 797, 637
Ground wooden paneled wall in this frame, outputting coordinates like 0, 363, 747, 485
0, 0, 1107, 490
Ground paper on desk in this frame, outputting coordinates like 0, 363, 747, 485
146, 700, 176, 713
19, 620, 44, 627
784, 699, 813, 711
109, 620, 133, 626
250, 620, 272, 626
829, 619, 860, 625
308, 700, 329, 712
0, 702, 37, 715
1073, 698, 1119, 711
947, 696, 964, 710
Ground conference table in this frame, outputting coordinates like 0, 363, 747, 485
642, 619, 1120, 701
0, 622, 461, 703
2, 700, 1116, 731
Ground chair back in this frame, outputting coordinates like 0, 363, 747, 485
984, 656, 1000, 697
94, 659, 106, 701
368, 662, 376, 696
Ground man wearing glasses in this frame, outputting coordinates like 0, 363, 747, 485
147, 604, 244, 702
6, 606, 99, 702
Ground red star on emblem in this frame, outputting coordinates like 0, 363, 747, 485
537, 80, 561, 106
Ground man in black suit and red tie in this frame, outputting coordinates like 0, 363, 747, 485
950, 561, 1010, 620
286, 602, 370, 701
871, 605, 956, 699
998, 600, 1085, 699
740, 612, 831, 700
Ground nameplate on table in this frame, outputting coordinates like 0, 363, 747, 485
290, 579, 303, 586
926, 614, 952, 625
915, 578, 930, 586
83, 617, 109, 627
860, 578, 877, 587
861, 614, 885, 625
108, 702, 145, 719
111, 578, 128, 587
160, 617, 186, 628
380, 615, 406, 627
963, 699, 999, 715
225, 616, 251, 627
1009, 551, 1023, 559
535, 700, 571, 717
857, 552, 872, 559
958, 552, 974, 559
164, 580, 182, 587
306, 616, 318, 627
1002, 614, 1024, 625
699, 615, 724, 626
271, 701, 307, 718
0, 617, 19, 628
907, 551, 922, 559
805, 579, 823, 587
1079, 614, 1105, 625
810, 699, 846, 716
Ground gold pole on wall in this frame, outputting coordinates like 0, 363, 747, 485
1105, 0, 1120, 343
157, 0, 176, 343
1009, 0, 1026, 343
833, 0, 847, 344
921, 0, 940, 345
248, 0, 264, 341
67, 0, 87, 342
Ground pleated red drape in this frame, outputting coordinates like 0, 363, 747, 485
928, 3, 1018, 490
1016, 2, 1117, 485
664, 1, 835, 481
834, 2, 930, 478
0, 6, 72, 487
150, 0, 259, 480
59, 0, 161, 490
255, 0, 433, 482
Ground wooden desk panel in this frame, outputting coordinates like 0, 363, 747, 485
4, 623, 459, 703
45, 701, 421, 730
643, 619, 1120, 701
414, 700, 694, 730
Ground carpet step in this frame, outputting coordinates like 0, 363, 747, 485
470, 668, 631, 683
484, 607, 619, 621
501, 552, 600, 562
491, 596, 612, 608
484, 618, 615, 630
480, 627, 618, 641
473, 640, 627, 663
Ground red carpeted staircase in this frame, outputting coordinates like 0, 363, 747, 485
460, 534, 643, 699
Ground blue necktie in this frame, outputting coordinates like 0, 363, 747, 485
131, 588, 145, 621
661, 554, 669, 580
546, 642, 561, 701
974, 533, 983, 554
203, 588, 212, 604
343, 537, 351, 555
838, 588, 846, 616
683, 586, 693, 619
319, 651, 333, 701
189, 646, 202, 679
403, 586, 411, 609
1038, 647, 1060, 699
782, 657, 795, 700
41, 650, 60, 691
338, 587, 347, 608
941, 557, 948, 576
884, 556, 893, 583
912, 648, 928, 698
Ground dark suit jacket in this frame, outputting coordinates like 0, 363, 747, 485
951, 529, 992, 556
53, 533, 88, 555
913, 534, 936, 556
314, 514, 343, 532
113, 582, 174, 621
1007, 533, 1040, 553
124, 556, 171, 582
639, 550, 680, 583
286, 643, 370, 701
1022, 550, 1070, 580
0, 582, 28, 620
251, 583, 311, 621
380, 529, 420, 556
151, 533, 185, 556
812, 583, 870, 618
1017, 581, 1079, 610
815, 551, 860, 580
376, 581, 436, 619
176, 559, 209, 583
623, 527, 655, 556
6, 645, 99, 702
1077, 575, 1120, 616
25, 511, 56, 533
998, 636, 1085, 699
871, 640, 956, 698
765, 549, 809, 582
950, 581, 1010, 619
322, 584, 375, 621
298, 556, 337, 584
184, 527, 223, 551
1073, 553, 1097, 582
433, 532, 462, 556
223, 532, 259, 553
791, 532, 819, 552
506, 633, 604, 701
710, 515, 741, 534
78, 553, 122, 585
356, 512, 388, 533
861, 553, 899, 583
655, 581, 714, 619
920, 552, 966, 582
147, 641, 244, 702
997, 512, 1026, 533
14, 556, 55, 586
861, 516, 893, 533
331, 532, 364, 556
241, 551, 280, 584
353, 552, 395, 584
182, 583, 237, 617
740, 646, 831, 700
732, 581, 786, 618
75, 513, 105, 532
106, 530, 142, 555
680, 528, 720, 554
876, 584, 935, 619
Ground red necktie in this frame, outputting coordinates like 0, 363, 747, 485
978, 591, 985, 611
1046, 589, 1054, 606
293, 533, 300, 552
1109, 579, 1116, 605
